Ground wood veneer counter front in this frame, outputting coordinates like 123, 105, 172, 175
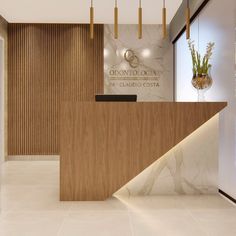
60, 102, 227, 201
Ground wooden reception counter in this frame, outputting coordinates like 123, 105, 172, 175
60, 102, 227, 201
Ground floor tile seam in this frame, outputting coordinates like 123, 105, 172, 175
127, 209, 135, 236
68, 209, 129, 212
184, 207, 211, 236
56, 210, 70, 236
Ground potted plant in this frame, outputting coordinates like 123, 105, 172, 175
188, 40, 215, 101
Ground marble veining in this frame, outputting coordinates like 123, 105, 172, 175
104, 24, 173, 101
115, 115, 219, 196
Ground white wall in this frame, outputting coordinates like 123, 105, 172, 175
175, 0, 236, 198
0, 38, 4, 164
0, 38, 4, 213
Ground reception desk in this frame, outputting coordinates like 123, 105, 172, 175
60, 102, 226, 201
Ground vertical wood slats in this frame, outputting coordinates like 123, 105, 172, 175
8, 24, 104, 155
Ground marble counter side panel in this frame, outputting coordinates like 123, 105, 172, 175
115, 115, 219, 196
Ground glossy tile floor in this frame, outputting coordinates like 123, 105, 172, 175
0, 161, 236, 236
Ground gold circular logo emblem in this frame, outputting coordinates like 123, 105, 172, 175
124, 49, 140, 68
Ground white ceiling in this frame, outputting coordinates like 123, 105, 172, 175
0, 0, 182, 24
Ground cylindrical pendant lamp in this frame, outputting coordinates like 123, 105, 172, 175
114, 0, 118, 39
90, 0, 94, 39
162, 0, 167, 39
186, 0, 190, 39
138, 0, 142, 39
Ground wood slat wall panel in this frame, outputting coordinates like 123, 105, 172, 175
8, 24, 104, 155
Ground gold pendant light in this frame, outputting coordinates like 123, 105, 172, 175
162, 0, 167, 39
186, 0, 190, 39
114, 0, 118, 39
138, 0, 142, 39
90, 0, 94, 39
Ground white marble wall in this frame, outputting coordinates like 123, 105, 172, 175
115, 115, 219, 196
104, 25, 173, 101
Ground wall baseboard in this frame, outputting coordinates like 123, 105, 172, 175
7, 155, 60, 161
219, 189, 236, 204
